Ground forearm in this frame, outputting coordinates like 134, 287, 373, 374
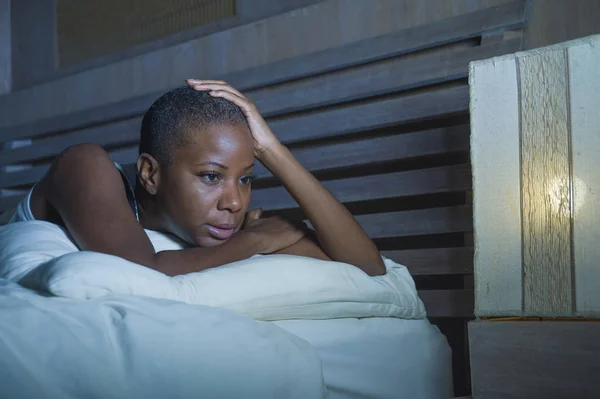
272, 237, 331, 260
260, 144, 385, 275
153, 231, 261, 276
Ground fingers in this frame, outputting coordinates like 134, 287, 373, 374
187, 79, 225, 85
186, 79, 248, 100
209, 89, 255, 112
243, 208, 262, 228
248, 208, 263, 220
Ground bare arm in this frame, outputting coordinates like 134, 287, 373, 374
261, 144, 384, 274
188, 79, 385, 276
35, 144, 303, 277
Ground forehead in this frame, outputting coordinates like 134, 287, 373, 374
174, 123, 253, 163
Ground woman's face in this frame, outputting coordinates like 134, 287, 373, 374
156, 123, 255, 247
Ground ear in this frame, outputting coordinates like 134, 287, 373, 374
136, 153, 161, 195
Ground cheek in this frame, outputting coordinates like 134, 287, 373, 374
179, 181, 220, 216
162, 178, 215, 221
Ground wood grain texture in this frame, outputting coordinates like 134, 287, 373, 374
0, 0, 524, 146
353, 206, 472, 239
524, 0, 600, 50
0, 117, 142, 166
107, 125, 470, 180
56, 0, 236, 67
420, 290, 474, 318
270, 85, 469, 145
381, 248, 473, 275
0, 166, 46, 191
250, 165, 471, 211
0, 0, 519, 132
517, 49, 573, 315
0, 0, 10, 95
0, 87, 470, 189
52, 0, 322, 81
470, 54, 523, 316
251, 125, 469, 179
10, 0, 57, 90
227, 0, 526, 91
568, 38, 600, 316
251, 39, 521, 118
0, 193, 23, 214
0, 37, 516, 166
469, 320, 600, 399
0, 123, 470, 190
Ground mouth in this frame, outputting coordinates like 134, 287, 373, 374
205, 223, 238, 240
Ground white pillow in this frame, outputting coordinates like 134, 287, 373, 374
1, 221, 426, 321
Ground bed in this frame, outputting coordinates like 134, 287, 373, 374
0, 2, 529, 397
0, 219, 449, 398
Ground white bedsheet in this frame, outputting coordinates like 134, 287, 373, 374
275, 318, 454, 399
0, 279, 326, 399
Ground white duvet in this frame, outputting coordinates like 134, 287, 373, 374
0, 279, 325, 399
0, 221, 426, 321
0, 221, 430, 398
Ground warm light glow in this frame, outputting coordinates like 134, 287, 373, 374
548, 176, 586, 217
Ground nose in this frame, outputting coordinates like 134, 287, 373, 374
217, 181, 243, 213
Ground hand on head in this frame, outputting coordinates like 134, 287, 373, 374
186, 79, 282, 159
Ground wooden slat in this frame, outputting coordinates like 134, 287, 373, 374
0, 95, 155, 146
254, 124, 469, 178
252, 39, 521, 118
0, 193, 24, 213
270, 85, 469, 145
111, 124, 470, 180
354, 206, 472, 239
569, 40, 600, 315
470, 52, 523, 317
0, 40, 512, 168
1, 117, 142, 166
381, 247, 473, 275
518, 49, 572, 314
0, 0, 10, 95
225, 0, 527, 91
469, 320, 600, 398
250, 164, 472, 211
0, 166, 45, 190
0, 0, 526, 144
10, 0, 56, 89
420, 289, 474, 318
0, 39, 517, 167
0, 89, 470, 189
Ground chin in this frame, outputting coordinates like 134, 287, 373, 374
193, 235, 230, 248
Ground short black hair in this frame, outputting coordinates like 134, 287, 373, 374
139, 86, 248, 165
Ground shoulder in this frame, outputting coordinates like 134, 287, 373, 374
38, 143, 126, 202
31, 144, 124, 221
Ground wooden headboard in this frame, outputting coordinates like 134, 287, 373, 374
0, 1, 528, 393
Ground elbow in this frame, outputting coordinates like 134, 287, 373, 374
150, 251, 178, 277
356, 257, 386, 276
365, 263, 386, 276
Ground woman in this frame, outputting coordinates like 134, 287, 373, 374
14, 80, 385, 276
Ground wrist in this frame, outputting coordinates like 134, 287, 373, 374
231, 229, 264, 255
257, 142, 289, 166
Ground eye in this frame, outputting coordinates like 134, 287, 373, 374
239, 175, 254, 186
199, 172, 221, 184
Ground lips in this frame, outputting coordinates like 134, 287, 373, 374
206, 224, 237, 240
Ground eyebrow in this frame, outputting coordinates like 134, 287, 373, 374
196, 161, 255, 170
